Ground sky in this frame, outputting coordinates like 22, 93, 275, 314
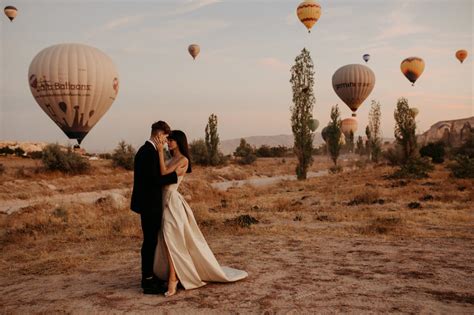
0, 0, 473, 152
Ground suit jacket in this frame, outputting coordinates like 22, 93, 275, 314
130, 141, 178, 214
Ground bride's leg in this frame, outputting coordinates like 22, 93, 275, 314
164, 239, 179, 295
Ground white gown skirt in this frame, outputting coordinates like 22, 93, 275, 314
154, 189, 248, 289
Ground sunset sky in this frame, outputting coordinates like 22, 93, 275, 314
1, 0, 473, 152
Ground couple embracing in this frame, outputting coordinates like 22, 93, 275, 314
131, 121, 247, 296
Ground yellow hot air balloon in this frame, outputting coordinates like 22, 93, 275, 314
188, 44, 200, 60
341, 118, 358, 137
401, 57, 425, 86
28, 43, 119, 145
296, 0, 321, 33
456, 50, 468, 64
332, 64, 376, 117
410, 107, 419, 118
4, 6, 17, 22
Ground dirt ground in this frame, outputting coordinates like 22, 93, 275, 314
0, 156, 473, 314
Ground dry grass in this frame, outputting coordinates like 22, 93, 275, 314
0, 155, 473, 313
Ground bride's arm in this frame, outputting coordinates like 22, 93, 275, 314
157, 147, 188, 176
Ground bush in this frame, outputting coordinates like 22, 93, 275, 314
190, 139, 208, 165
256, 145, 272, 157
234, 139, 257, 165
420, 142, 445, 164
28, 151, 43, 159
42, 144, 90, 174
447, 155, 474, 179
383, 145, 405, 166
112, 141, 135, 170
0, 146, 14, 155
14, 147, 25, 157
390, 157, 434, 179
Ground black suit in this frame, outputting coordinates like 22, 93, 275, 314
131, 141, 177, 279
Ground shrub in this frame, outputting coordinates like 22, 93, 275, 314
28, 151, 43, 159
14, 147, 25, 157
256, 145, 272, 157
383, 145, 405, 166
189, 139, 208, 165
0, 146, 14, 155
42, 144, 90, 174
420, 142, 445, 164
447, 155, 474, 179
234, 139, 257, 165
112, 141, 135, 170
390, 157, 434, 179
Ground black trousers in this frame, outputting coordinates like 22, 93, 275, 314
140, 211, 162, 279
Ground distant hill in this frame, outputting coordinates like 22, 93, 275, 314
418, 116, 473, 147
219, 134, 324, 155
0, 141, 51, 153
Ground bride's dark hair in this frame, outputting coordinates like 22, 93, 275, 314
168, 130, 192, 173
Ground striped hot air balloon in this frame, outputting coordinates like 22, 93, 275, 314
332, 64, 376, 117
4, 6, 17, 22
296, 1, 322, 33
401, 57, 425, 86
455, 50, 468, 64
188, 44, 200, 60
28, 43, 119, 145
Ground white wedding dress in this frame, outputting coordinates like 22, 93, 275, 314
153, 176, 248, 289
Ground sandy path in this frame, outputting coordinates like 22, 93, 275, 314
1, 234, 473, 314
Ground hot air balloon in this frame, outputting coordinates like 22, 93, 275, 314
296, 0, 321, 33
332, 64, 375, 117
4, 6, 17, 21
401, 57, 424, 86
309, 119, 319, 132
455, 50, 468, 64
28, 43, 119, 145
363, 54, 370, 63
341, 117, 358, 137
321, 126, 329, 142
410, 107, 419, 118
188, 44, 200, 60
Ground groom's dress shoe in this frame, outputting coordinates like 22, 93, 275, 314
142, 277, 166, 294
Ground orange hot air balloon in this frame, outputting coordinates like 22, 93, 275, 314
4, 6, 17, 21
296, 0, 321, 33
401, 57, 425, 86
188, 44, 200, 60
455, 50, 468, 64
341, 118, 358, 137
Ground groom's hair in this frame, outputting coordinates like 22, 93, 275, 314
151, 121, 171, 135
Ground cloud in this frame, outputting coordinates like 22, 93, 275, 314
374, 1, 429, 41
259, 57, 289, 71
103, 15, 145, 31
168, 0, 222, 16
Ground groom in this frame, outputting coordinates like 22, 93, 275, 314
131, 121, 186, 294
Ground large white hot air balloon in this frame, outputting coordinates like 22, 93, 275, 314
28, 43, 119, 145
332, 64, 375, 117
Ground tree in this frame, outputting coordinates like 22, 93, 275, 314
189, 139, 208, 165
234, 139, 257, 165
367, 100, 382, 162
355, 136, 365, 156
345, 131, 355, 153
394, 97, 417, 162
205, 113, 221, 166
290, 48, 315, 180
326, 105, 342, 166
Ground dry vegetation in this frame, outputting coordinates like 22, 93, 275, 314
0, 156, 473, 313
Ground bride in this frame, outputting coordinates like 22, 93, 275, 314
152, 130, 248, 297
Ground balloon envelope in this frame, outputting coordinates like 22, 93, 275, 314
341, 118, 358, 137
28, 43, 119, 144
321, 126, 329, 142
296, 0, 321, 33
456, 50, 468, 64
4, 5, 17, 21
332, 64, 375, 116
401, 57, 425, 86
410, 107, 419, 118
363, 54, 370, 63
188, 44, 200, 60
